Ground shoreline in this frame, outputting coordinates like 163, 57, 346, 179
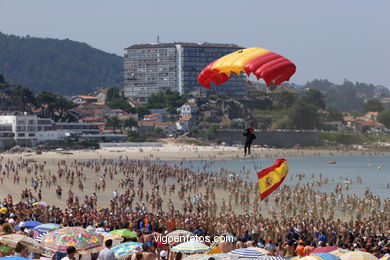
1, 144, 389, 162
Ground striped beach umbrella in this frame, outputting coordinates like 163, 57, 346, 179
312, 253, 340, 260
34, 223, 62, 234
380, 256, 389, 260
229, 248, 265, 258
112, 242, 142, 259
330, 249, 351, 258
171, 241, 211, 254
256, 256, 288, 260
340, 251, 377, 260
15, 221, 42, 230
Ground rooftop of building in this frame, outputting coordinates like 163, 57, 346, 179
126, 42, 244, 50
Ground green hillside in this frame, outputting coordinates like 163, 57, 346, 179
0, 32, 123, 95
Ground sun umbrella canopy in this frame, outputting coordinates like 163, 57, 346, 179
185, 253, 241, 260
330, 250, 351, 258
380, 257, 389, 260
312, 253, 340, 260
34, 223, 62, 234
0, 257, 29, 260
171, 241, 210, 254
229, 248, 265, 258
256, 257, 288, 260
96, 231, 123, 246
15, 221, 42, 230
340, 251, 377, 260
250, 248, 272, 255
32, 201, 48, 207
110, 229, 137, 239
300, 256, 324, 260
167, 230, 194, 238
41, 227, 103, 252
0, 234, 54, 256
312, 247, 339, 254
111, 242, 142, 259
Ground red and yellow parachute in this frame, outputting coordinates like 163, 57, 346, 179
198, 47, 296, 88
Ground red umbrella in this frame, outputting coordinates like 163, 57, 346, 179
312, 246, 338, 254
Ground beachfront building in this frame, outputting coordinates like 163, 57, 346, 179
0, 113, 38, 147
123, 42, 248, 101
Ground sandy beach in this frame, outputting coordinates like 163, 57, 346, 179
0, 143, 387, 213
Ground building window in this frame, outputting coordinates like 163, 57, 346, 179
18, 133, 25, 137
29, 133, 35, 137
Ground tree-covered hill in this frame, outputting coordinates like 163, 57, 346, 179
0, 32, 123, 95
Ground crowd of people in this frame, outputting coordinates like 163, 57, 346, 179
0, 156, 389, 259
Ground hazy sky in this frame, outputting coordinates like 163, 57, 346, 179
1, 0, 389, 87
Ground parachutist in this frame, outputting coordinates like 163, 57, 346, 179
243, 124, 256, 156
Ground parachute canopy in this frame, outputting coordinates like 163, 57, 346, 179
198, 47, 296, 88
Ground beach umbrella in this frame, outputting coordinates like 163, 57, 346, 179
380, 256, 389, 260
312, 247, 339, 254
32, 201, 48, 207
15, 221, 42, 230
339, 251, 377, 260
256, 257, 288, 260
288, 257, 301, 260
299, 256, 324, 260
330, 250, 351, 258
185, 253, 241, 260
41, 227, 103, 253
311, 253, 340, 260
0, 257, 29, 260
0, 207, 7, 214
0, 234, 54, 256
33, 223, 62, 234
96, 231, 124, 246
111, 242, 142, 259
229, 248, 265, 258
110, 229, 137, 239
167, 230, 194, 238
250, 247, 272, 255
171, 241, 211, 254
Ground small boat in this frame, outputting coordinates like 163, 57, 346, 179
376, 166, 382, 170
368, 163, 372, 167
328, 160, 336, 164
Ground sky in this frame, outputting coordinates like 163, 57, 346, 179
1, 0, 389, 87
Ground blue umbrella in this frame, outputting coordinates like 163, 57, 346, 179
15, 221, 42, 230
0, 257, 29, 260
33, 223, 62, 234
311, 253, 340, 260
229, 248, 265, 258
257, 257, 288, 260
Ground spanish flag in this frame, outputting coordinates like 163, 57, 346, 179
258, 158, 288, 200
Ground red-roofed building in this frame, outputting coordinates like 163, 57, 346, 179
143, 113, 163, 122
72, 95, 98, 105
176, 116, 195, 132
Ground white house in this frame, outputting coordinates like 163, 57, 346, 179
179, 102, 198, 117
